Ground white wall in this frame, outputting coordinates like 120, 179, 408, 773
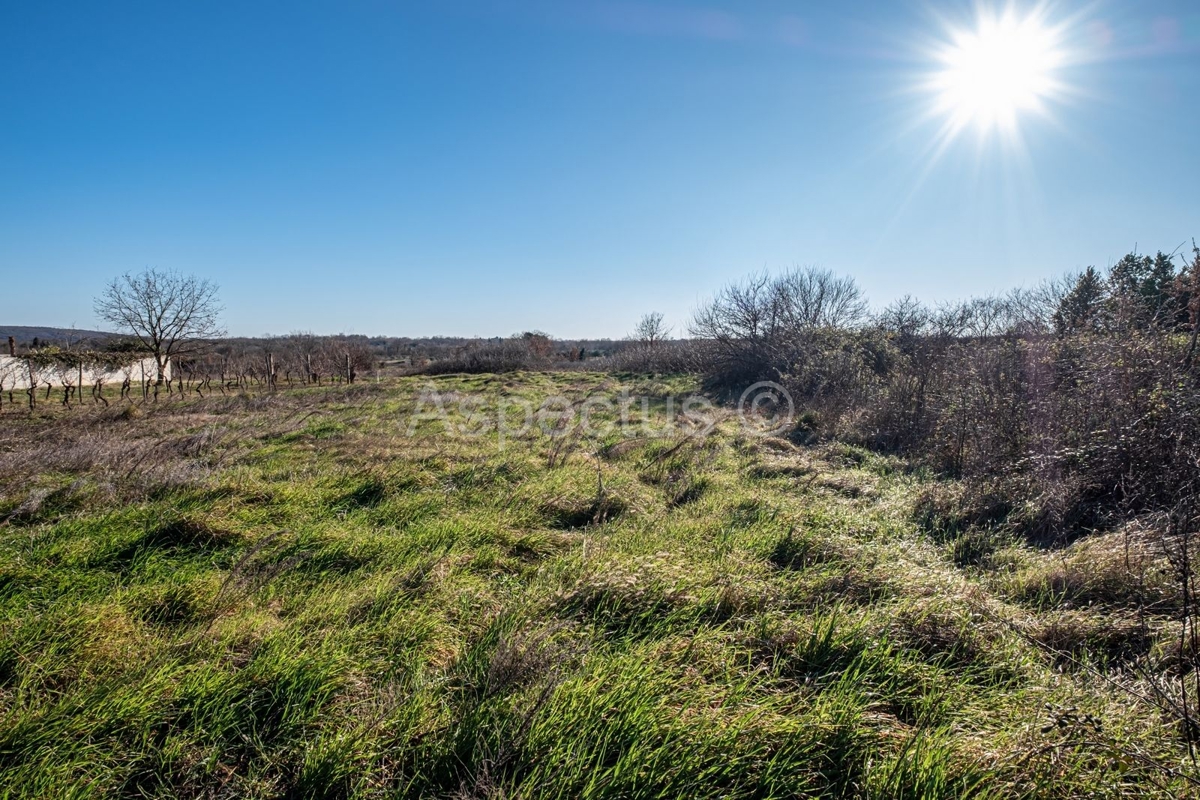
0, 356, 170, 391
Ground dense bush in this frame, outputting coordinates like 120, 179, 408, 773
605, 340, 701, 374
414, 331, 604, 375
418, 336, 543, 375
691, 255, 1200, 542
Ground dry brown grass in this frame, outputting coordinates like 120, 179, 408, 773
998, 528, 1177, 611
1028, 610, 1153, 666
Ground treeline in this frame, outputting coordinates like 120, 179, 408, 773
415, 332, 633, 375
367, 334, 623, 364
187, 333, 628, 386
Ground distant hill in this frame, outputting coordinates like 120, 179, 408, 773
0, 326, 116, 350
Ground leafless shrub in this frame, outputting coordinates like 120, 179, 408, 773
606, 340, 699, 373
690, 266, 868, 388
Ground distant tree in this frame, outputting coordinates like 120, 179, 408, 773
1054, 267, 1105, 335
1108, 251, 1179, 328
94, 268, 224, 386
521, 331, 554, 359
632, 312, 671, 346
1177, 244, 1200, 367
878, 295, 930, 341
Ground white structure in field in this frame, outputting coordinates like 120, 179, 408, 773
0, 355, 170, 392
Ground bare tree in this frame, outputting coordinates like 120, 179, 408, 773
94, 269, 224, 387
631, 312, 672, 346
773, 267, 868, 330
878, 295, 931, 342
690, 267, 868, 386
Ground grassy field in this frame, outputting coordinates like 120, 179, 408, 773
0, 373, 1194, 798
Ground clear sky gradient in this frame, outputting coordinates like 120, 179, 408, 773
2, 1, 1198, 338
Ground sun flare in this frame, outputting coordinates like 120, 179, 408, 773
932, 8, 1065, 136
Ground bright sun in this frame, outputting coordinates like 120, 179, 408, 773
932, 8, 1065, 136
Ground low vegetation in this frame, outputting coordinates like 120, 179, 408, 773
2, 372, 1199, 797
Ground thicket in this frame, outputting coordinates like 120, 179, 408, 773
690, 253, 1200, 541
419, 332, 562, 375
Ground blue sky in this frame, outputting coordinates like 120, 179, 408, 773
2, 1, 1197, 338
